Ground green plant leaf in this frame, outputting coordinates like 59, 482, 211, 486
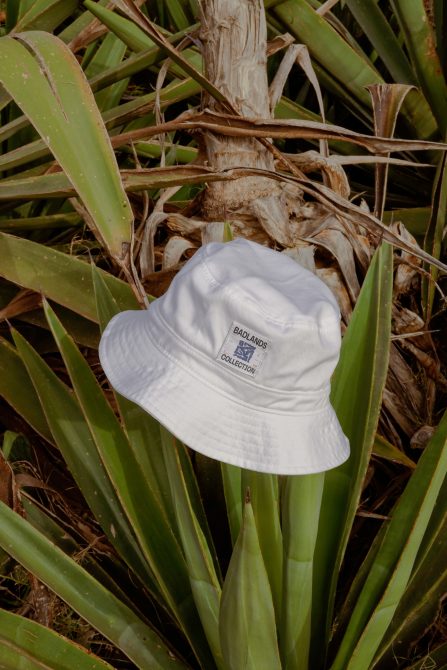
84, 31, 128, 113
91, 273, 215, 667
10, 328, 154, 588
281, 473, 325, 670
0, 502, 188, 669
166, 0, 191, 31
390, 0, 447, 135
332, 408, 447, 669
84, 0, 156, 53
0, 608, 115, 670
0, 232, 138, 322
423, 153, 447, 321
0, 336, 52, 442
344, 0, 415, 84
92, 267, 174, 525
311, 243, 394, 668
0, 31, 132, 259
12, 0, 78, 32
241, 470, 282, 619
221, 464, 242, 546
372, 434, 416, 469
270, 0, 437, 138
160, 428, 223, 668
219, 496, 282, 670
42, 300, 214, 659
373, 508, 447, 668
0, 212, 82, 230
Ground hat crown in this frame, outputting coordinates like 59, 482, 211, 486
156, 239, 341, 393
98, 238, 350, 474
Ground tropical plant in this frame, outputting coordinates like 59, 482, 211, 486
0, 1, 447, 669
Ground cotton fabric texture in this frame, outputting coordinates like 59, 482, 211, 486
99, 238, 349, 474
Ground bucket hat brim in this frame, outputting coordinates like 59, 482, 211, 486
99, 309, 349, 475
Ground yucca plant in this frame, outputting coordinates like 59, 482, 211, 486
0, 1, 447, 669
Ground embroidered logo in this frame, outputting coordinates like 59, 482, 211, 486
234, 340, 256, 363
216, 321, 270, 377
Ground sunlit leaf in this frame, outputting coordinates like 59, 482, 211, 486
0, 501, 187, 669
0, 31, 132, 259
219, 497, 282, 670
311, 243, 393, 668
332, 409, 447, 669
0, 232, 138, 322
0, 608, 114, 670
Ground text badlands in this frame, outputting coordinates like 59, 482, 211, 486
233, 326, 268, 349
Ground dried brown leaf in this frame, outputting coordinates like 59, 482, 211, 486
201, 222, 226, 245
4, 165, 446, 273
0, 289, 42, 322
285, 152, 432, 169
112, 109, 447, 154
410, 425, 435, 449
285, 150, 350, 198
68, 0, 146, 53
367, 84, 414, 219
282, 245, 316, 273
266, 33, 295, 57
0, 450, 14, 507
385, 344, 426, 435
162, 236, 196, 270
316, 266, 352, 321
306, 227, 360, 300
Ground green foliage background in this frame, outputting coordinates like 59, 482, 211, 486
0, 1, 447, 669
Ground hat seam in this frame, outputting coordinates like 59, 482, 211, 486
201, 243, 340, 328
143, 312, 331, 416
222, 281, 341, 329
137, 390, 348, 473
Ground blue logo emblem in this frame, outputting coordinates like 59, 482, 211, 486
234, 340, 256, 363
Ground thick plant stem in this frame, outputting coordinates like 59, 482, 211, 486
199, 0, 288, 239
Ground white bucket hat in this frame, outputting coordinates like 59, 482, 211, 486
99, 238, 349, 474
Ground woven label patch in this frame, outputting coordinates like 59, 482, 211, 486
217, 321, 270, 377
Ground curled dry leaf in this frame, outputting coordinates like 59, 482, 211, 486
139, 185, 182, 278
392, 305, 430, 349
367, 83, 415, 220
251, 193, 293, 246
268, 41, 329, 166
266, 33, 295, 57
139, 211, 169, 278
303, 227, 360, 301
166, 213, 205, 240
162, 236, 196, 270
316, 266, 352, 322
391, 221, 422, 297
284, 150, 350, 198
410, 425, 436, 449
282, 245, 316, 273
